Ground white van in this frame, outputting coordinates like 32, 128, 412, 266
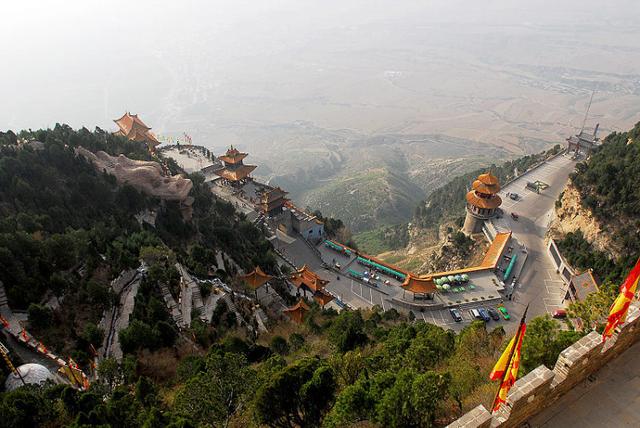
470, 309, 482, 320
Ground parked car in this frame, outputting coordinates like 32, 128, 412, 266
478, 308, 491, 322
509, 193, 519, 200
470, 308, 483, 320
511, 212, 519, 220
334, 263, 341, 269
552, 309, 567, 319
497, 306, 511, 320
488, 307, 501, 321
449, 308, 463, 322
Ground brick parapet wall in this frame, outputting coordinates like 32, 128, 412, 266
447, 302, 640, 428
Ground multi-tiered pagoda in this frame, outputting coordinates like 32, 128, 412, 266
113, 112, 160, 151
462, 172, 502, 235
213, 145, 257, 184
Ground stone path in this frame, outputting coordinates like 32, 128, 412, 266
99, 269, 141, 361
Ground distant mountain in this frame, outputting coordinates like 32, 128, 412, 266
245, 121, 510, 233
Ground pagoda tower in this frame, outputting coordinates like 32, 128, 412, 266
213, 145, 257, 184
462, 172, 502, 235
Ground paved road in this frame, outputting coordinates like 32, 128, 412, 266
274, 152, 577, 332
493, 153, 578, 330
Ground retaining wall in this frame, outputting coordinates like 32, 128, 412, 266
547, 238, 575, 284
446, 303, 640, 428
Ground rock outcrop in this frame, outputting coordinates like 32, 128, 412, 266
76, 147, 194, 219
549, 184, 621, 259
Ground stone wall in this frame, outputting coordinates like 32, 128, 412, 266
546, 238, 575, 284
446, 303, 640, 428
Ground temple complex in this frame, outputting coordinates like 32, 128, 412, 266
113, 112, 160, 151
462, 171, 502, 235
213, 146, 257, 184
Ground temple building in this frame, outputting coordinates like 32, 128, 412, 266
258, 187, 288, 216
566, 124, 599, 156
313, 289, 334, 308
113, 112, 161, 151
462, 172, 502, 235
401, 274, 437, 300
284, 299, 310, 324
289, 265, 329, 295
289, 265, 332, 306
280, 203, 325, 241
213, 145, 257, 184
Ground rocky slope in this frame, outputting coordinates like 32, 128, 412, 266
550, 184, 621, 259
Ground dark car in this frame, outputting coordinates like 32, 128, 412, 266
449, 308, 463, 322
509, 193, 519, 200
511, 212, 519, 220
478, 308, 491, 322
487, 307, 501, 321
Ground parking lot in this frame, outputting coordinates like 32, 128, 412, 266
418, 302, 513, 332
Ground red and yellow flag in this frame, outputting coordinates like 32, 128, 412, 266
490, 306, 528, 412
602, 258, 640, 342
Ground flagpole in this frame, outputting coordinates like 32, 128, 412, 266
492, 304, 529, 412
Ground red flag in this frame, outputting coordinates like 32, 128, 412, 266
491, 305, 528, 412
603, 258, 640, 342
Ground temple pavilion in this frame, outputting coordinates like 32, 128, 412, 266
289, 265, 333, 307
214, 145, 257, 184
113, 112, 161, 151
240, 266, 274, 297
284, 299, 310, 324
401, 274, 437, 300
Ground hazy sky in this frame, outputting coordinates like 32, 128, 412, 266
2, 0, 639, 141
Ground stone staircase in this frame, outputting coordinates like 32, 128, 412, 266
0, 281, 8, 309
191, 284, 205, 320
159, 282, 184, 327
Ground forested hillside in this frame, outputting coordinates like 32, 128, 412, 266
0, 126, 582, 428
0, 125, 276, 366
413, 145, 563, 229
0, 126, 275, 307
557, 121, 640, 284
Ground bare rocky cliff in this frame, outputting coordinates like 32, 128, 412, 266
549, 183, 622, 259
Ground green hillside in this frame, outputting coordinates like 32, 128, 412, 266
0, 126, 276, 362
557, 121, 640, 284
413, 145, 563, 229
301, 168, 425, 233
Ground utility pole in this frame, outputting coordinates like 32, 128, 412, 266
580, 90, 595, 134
